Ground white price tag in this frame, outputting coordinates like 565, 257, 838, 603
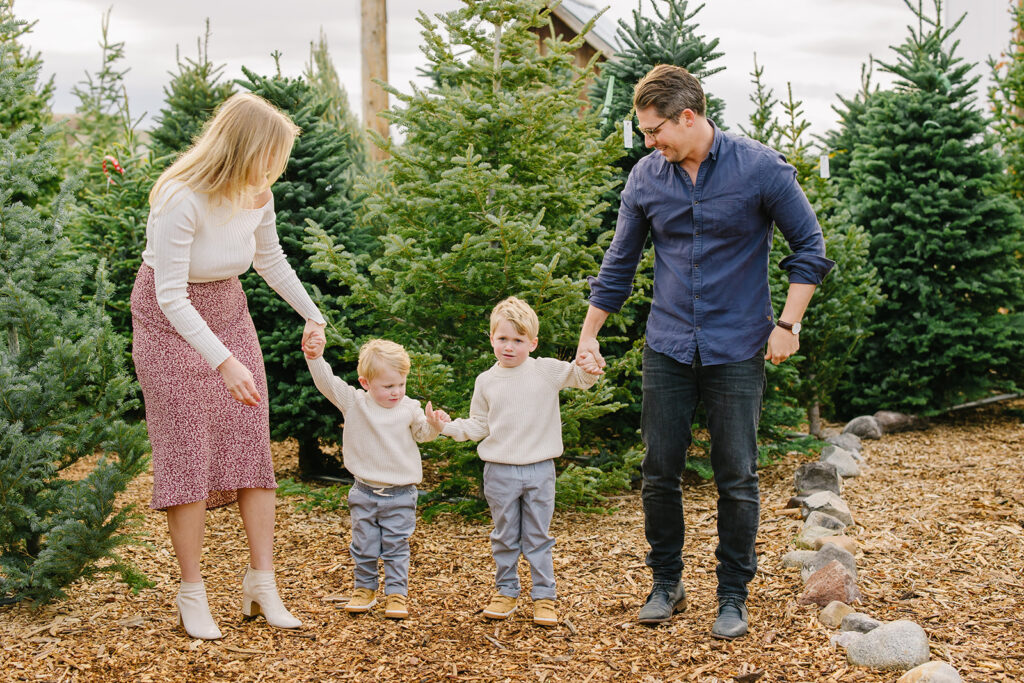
819, 154, 831, 179
624, 119, 633, 148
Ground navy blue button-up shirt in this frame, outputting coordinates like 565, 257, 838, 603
588, 122, 835, 366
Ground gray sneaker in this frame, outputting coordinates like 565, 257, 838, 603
711, 595, 748, 639
637, 581, 687, 624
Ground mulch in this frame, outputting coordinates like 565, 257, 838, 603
2, 401, 1022, 682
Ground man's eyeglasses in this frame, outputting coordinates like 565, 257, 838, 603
637, 116, 673, 139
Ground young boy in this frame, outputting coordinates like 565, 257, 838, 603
436, 297, 602, 626
306, 338, 449, 619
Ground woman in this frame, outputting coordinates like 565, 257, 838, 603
131, 92, 326, 640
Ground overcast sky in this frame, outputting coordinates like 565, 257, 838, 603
18, 0, 1011, 147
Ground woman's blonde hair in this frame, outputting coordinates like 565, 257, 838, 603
149, 92, 300, 208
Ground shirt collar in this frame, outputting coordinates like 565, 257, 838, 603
707, 118, 722, 160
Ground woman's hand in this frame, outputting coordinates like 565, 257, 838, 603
217, 355, 261, 406
302, 320, 327, 359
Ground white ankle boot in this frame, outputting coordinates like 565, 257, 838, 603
241, 566, 301, 629
177, 580, 222, 640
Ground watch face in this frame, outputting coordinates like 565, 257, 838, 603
792, 322, 802, 335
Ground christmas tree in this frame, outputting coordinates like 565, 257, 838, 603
988, 0, 1024, 199
0, 5, 150, 605
839, 0, 1024, 412
237, 60, 362, 480
307, 0, 624, 513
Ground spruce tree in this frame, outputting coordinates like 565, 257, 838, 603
236, 60, 361, 479
988, 1, 1024, 199
0, 8, 150, 605
840, 0, 1024, 413
148, 20, 235, 162
307, 0, 623, 513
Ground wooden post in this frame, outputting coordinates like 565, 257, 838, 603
361, 0, 389, 160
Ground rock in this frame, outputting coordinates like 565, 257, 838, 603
831, 630, 864, 650
874, 410, 927, 434
799, 560, 861, 606
781, 550, 817, 569
795, 525, 835, 550
846, 620, 930, 670
826, 432, 862, 452
786, 494, 809, 509
802, 491, 854, 526
897, 661, 963, 682
843, 415, 882, 439
795, 461, 842, 496
813, 535, 858, 556
819, 600, 855, 628
801, 542, 857, 582
805, 510, 847, 532
822, 447, 862, 478
822, 443, 864, 464
841, 612, 882, 633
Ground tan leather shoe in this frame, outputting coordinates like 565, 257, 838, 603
345, 587, 378, 613
482, 593, 517, 619
532, 598, 558, 626
384, 593, 409, 619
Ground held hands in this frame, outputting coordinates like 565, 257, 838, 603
424, 401, 451, 432
302, 320, 327, 360
218, 355, 261, 406
764, 325, 799, 365
575, 337, 606, 375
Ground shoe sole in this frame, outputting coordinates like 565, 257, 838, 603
637, 597, 688, 624
384, 611, 408, 619
345, 599, 377, 613
710, 628, 747, 641
533, 617, 557, 626
482, 607, 516, 619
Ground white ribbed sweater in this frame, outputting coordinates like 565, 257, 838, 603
441, 357, 599, 465
307, 357, 439, 487
141, 184, 325, 368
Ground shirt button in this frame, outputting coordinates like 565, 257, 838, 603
695, 294, 700, 299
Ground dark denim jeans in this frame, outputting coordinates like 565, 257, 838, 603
640, 345, 765, 600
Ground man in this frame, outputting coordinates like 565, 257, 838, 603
576, 65, 833, 639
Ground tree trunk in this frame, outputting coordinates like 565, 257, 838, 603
808, 400, 822, 439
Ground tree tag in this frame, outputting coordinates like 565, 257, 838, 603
819, 154, 830, 179
624, 119, 633, 148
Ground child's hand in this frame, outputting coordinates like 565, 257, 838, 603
577, 351, 605, 375
425, 401, 451, 431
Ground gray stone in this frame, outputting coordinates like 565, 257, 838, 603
841, 612, 882, 633
822, 442, 864, 464
846, 620, 930, 671
831, 630, 864, 650
786, 494, 809, 509
805, 510, 847, 532
843, 415, 882, 439
799, 560, 861, 606
819, 601, 855, 628
802, 491, 854, 526
795, 461, 842, 496
801, 542, 858, 582
826, 432, 862, 452
874, 410, 928, 434
795, 525, 835, 550
822, 448, 862, 478
896, 661, 963, 683
781, 550, 817, 569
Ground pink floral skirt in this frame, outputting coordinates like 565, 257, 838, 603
131, 264, 276, 510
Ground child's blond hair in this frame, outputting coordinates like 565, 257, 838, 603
489, 296, 539, 339
358, 339, 411, 380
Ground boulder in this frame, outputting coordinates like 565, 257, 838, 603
874, 410, 928, 434
799, 560, 861, 606
813, 535, 858, 556
822, 443, 864, 464
822, 447, 862, 478
786, 494, 810, 509
805, 510, 847, 532
846, 620, 930, 670
801, 542, 857, 582
795, 525, 835, 550
781, 550, 817, 569
831, 630, 864, 650
826, 432, 862, 452
843, 415, 882, 440
896, 661, 963, 683
795, 461, 842, 496
841, 612, 882, 633
819, 600, 855, 628
802, 491, 854, 526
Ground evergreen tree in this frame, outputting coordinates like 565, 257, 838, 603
148, 20, 235, 161
839, 0, 1024, 413
307, 0, 623, 514
237, 60, 362, 479
0, 9, 150, 605
988, 0, 1024, 199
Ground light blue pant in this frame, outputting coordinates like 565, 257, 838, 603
348, 481, 417, 595
483, 460, 557, 600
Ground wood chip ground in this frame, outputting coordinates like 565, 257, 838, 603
2, 401, 1022, 682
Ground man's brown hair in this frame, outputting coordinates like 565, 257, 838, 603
633, 64, 706, 119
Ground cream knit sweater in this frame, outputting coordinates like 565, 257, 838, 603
142, 183, 325, 368
441, 356, 599, 465
307, 357, 439, 487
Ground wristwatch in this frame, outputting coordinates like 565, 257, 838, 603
777, 319, 802, 335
